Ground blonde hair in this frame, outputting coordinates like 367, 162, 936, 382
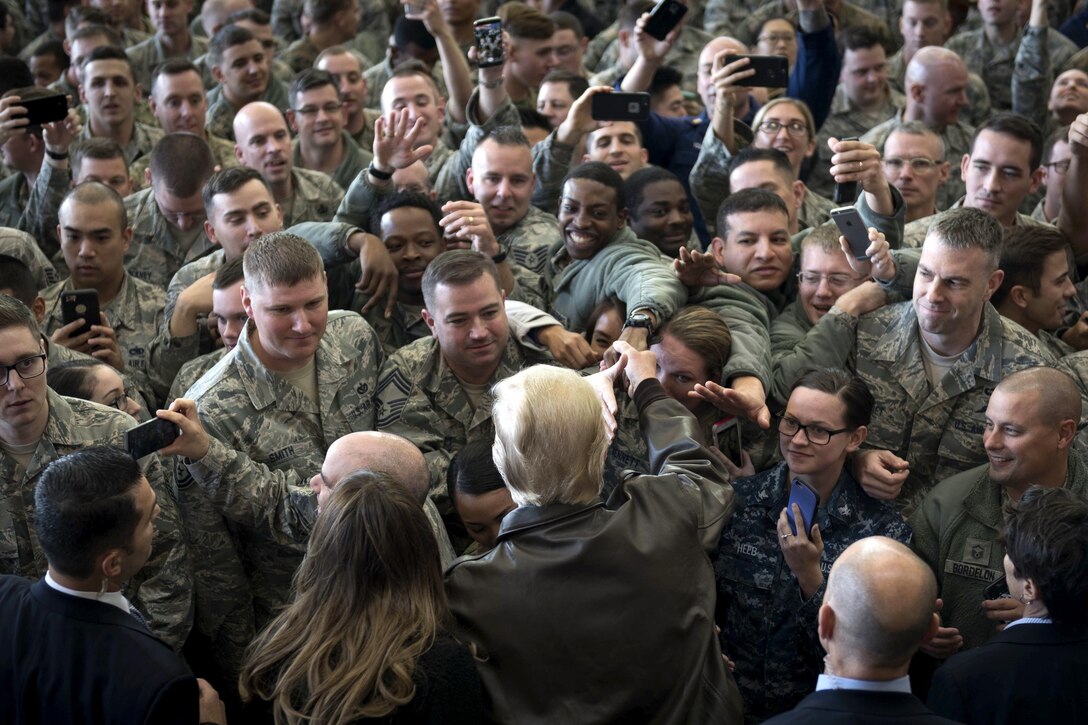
238, 471, 449, 724
492, 365, 608, 507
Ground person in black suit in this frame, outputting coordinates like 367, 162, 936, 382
928, 486, 1088, 723
0, 445, 227, 725
765, 537, 958, 724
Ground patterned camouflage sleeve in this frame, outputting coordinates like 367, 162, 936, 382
530, 131, 575, 216
1014, 26, 1051, 131
769, 307, 858, 407
691, 285, 774, 393
332, 171, 392, 232
689, 125, 738, 240
293, 220, 362, 268
21, 158, 68, 261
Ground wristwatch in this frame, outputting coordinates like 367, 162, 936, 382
623, 311, 655, 336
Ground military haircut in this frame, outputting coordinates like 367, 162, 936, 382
150, 57, 201, 95
624, 166, 683, 220
387, 60, 441, 101
994, 366, 1082, 428
67, 22, 123, 48
315, 44, 368, 71
619, 0, 654, 31
799, 222, 843, 255
81, 45, 134, 79
289, 68, 339, 108
717, 187, 790, 240
372, 190, 442, 238
729, 146, 796, 186
791, 367, 874, 429
993, 225, 1071, 306
65, 6, 112, 36
1042, 124, 1070, 165
541, 69, 588, 101
549, 10, 584, 38
0, 256, 37, 306
658, 306, 732, 382
31, 40, 70, 71
225, 7, 272, 26
483, 124, 531, 149
563, 161, 626, 213
517, 107, 551, 134
974, 112, 1043, 171
887, 120, 946, 159
499, 1, 556, 40
63, 181, 128, 232
421, 249, 500, 312
202, 166, 271, 214
925, 206, 1003, 269
1005, 487, 1088, 628
842, 24, 887, 53
303, 0, 352, 25
208, 24, 257, 69
0, 293, 40, 339
903, 0, 949, 14
0, 58, 33, 96
71, 137, 128, 179
394, 15, 437, 50
34, 445, 145, 579
150, 133, 215, 198
242, 230, 323, 290
650, 65, 683, 97
213, 254, 246, 290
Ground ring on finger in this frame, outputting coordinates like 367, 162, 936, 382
780, 533, 791, 540
468, 216, 475, 224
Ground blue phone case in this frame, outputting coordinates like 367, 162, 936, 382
787, 479, 818, 536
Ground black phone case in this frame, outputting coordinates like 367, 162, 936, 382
591, 93, 650, 121
724, 54, 789, 88
644, 0, 687, 40
60, 290, 100, 337
20, 94, 68, 126
125, 418, 180, 460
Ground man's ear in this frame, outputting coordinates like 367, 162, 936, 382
817, 602, 836, 649
920, 612, 940, 645
422, 307, 437, 337
286, 109, 298, 132
240, 283, 254, 318
466, 167, 475, 197
983, 269, 1005, 301
1009, 284, 1030, 310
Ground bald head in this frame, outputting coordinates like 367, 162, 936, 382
821, 537, 937, 672
699, 36, 747, 110
320, 431, 430, 504
233, 101, 285, 142
995, 366, 1082, 427
905, 46, 965, 87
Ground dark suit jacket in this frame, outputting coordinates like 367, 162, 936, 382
928, 622, 1088, 724
0, 575, 198, 725
763, 689, 959, 724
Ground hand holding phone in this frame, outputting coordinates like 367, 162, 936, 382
643, 0, 687, 40
125, 417, 181, 460
473, 17, 504, 68
712, 417, 743, 467
60, 289, 100, 338
831, 206, 872, 260
590, 92, 650, 121
833, 137, 859, 204
722, 54, 789, 88
786, 479, 819, 536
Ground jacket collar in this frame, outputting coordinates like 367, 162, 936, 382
30, 578, 161, 641
497, 499, 606, 540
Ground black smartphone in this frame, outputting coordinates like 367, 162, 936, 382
984, 576, 1012, 600
831, 206, 871, 260
643, 0, 687, 40
723, 54, 789, 88
591, 92, 650, 121
834, 136, 859, 204
787, 479, 819, 536
474, 17, 504, 68
60, 288, 101, 337
125, 417, 180, 460
712, 416, 743, 467
19, 93, 68, 127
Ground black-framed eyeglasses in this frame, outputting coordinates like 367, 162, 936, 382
104, 388, 135, 411
1044, 160, 1071, 175
0, 353, 46, 387
757, 119, 809, 137
775, 414, 852, 445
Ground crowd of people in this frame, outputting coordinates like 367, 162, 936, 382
2, 0, 1088, 720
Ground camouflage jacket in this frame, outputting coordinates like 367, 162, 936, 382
182, 311, 381, 620
0, 162, 67, 262
0, 390, 192, 650
291, 131, 372, 192
885, 49, 993, 128
126, 33, 210, 90
375, 334, 553, 503
715, 460, 910, 721
0, 227, 58, 289
168, 347, 226, 404
902, 199, 1051, 248
282, 168, 344, 226
910, 452, 1088, 651
346, 108, 383, 155
124, 187, 218, 290
40, 273, 167, 407
78, 121, 163, 166
205, 79, 290, 141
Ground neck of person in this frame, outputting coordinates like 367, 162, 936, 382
504, 73, 532, 104
995, 299, 1041, 336
308, 25, 342, 52
446, 355, 501, 387
0, 411, 48, 448
159, 28, 192, 55
824, 649, 911, 683
903, 102, 947, 132
90, 114, 135, 149
48, 565, 121, 594
852, 89, 887, 115
1005, 461, 1068, 502
398, 287, 423, 306
225, 85, 262, 111
451, 20, 474, 46
250, 328, 315, 373
344, 107, 367, 136
985, 19, 1019, 45
904, 198, 938, 224
1055, 108, 1079, 127
789, 461, 843, 506
269, 172, 294, 204
919, 323, 979, 358
300, 136, 344, 175
22, 152, 44, 187
1043, 192, 1061, 222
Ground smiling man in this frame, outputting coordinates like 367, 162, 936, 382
583, 121, 648, 180
287, 69, 371, 191
204, 24, 289, 141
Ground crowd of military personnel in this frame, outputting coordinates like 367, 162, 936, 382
2, 0, 1088, 719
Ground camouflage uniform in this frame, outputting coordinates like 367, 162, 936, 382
277, 168, 344, 227
733, 0, 892, 50
280, 36, 322, 75
902, 199, 1052, 248
862, 111, 973, 213
715, 460, 910, 721
40, 273, 167, 407
347, 108, 383, 154
885, 49, 993, 128
168, 348, 226, 404
129, 132, 239, 190
291, 131, 372, 192
0, 390, 193, 650
0, 227, 58, 289
78, 121, 163, 167
787, 301, 1053, 514
807, 85, 905, 199
182, 310, 381, 623
1030, 198, 1056, 224
594, 24, 712, 92
0, 162, 68, 262
584, 22, 618, 73
798, 186, 836, 231
910, 452, 1088, 651
204, 79, 291, 141
375, 334, 553, 501
123, 187, 218, 290
125, 34, 211, 90
944, 26, 1077, 119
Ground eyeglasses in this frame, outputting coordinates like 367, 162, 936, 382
295, 102, 344, 116
758, 32, 796, 44
881, 157, 943, 173
104, 388, 135, 411
0, 353, 46, 387
1044, 160, 1071, 174
757, 119, 809, 137
796, 271, 867, 288
775, 414, 852, 445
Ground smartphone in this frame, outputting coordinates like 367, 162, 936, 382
831, 206, 871, 260
591, 92, 650, 121
60, 288, 101, 337
787, 479, 818, 536
19, 93, 67, 127
834, 136, 859, 204
984, 576, 1012, 600
723, 54, 789, 88
643, 0, 687, 40
125, 417, 180, 460
474, 17, 504, 68
712, 416, 743, 467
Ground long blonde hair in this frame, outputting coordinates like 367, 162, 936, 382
239, 470, 449, 724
